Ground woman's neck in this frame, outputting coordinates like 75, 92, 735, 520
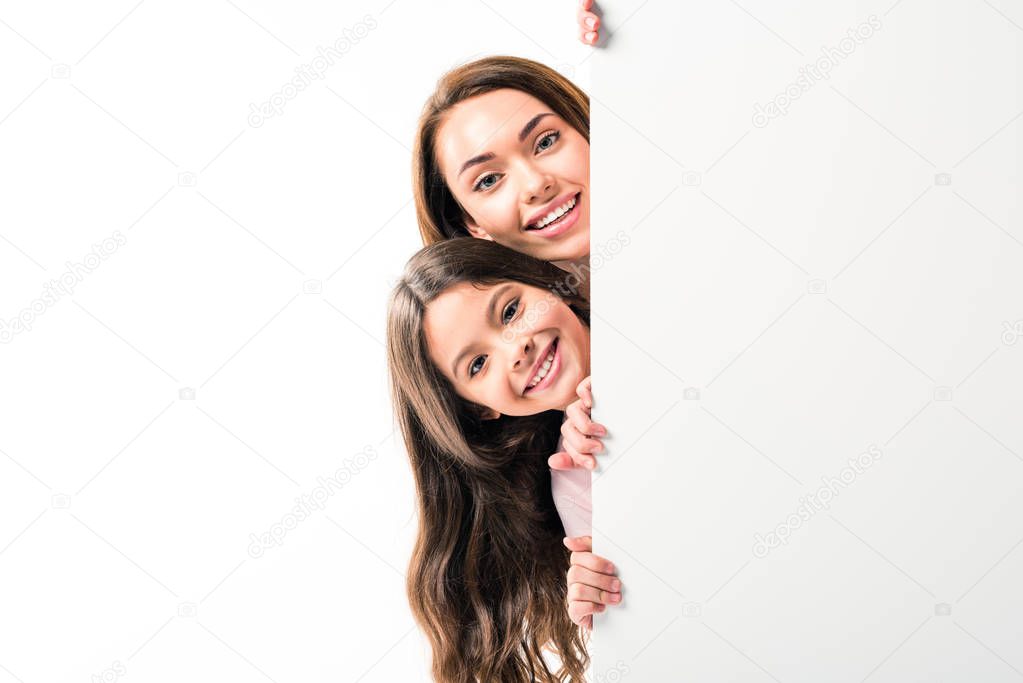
551, 257, 590, 301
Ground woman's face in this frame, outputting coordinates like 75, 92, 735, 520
423, 281, 590, 418
434, 88, 590, 264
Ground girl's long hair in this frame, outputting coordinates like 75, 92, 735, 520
413, 56, 590, 247
387, 238, 590, 681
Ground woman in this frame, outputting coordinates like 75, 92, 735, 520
412, 55, 592, 299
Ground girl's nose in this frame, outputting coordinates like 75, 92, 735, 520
511, 337, 532, 371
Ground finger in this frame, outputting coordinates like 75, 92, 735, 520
567, 451, 596, 470
563, 535, 592, 552
584, 30, 599, 45
579, 0, 594, 10
566, 451, 596, 470
562, 439, 597, 469
569, 583, 622, 605
568, 601, 604, 626
567, 566, 623, 592
578, 11, 600, 31
576, 377, 593, 409
548, 452, 577, 470
569, 550, 616, 574
561, 424, 603, 466
566, 401, 605, 437
563, 427, 604, 457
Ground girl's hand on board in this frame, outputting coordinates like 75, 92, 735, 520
564, 535, 621, 630
578, 0, 601, 45
548, 376, 607, 471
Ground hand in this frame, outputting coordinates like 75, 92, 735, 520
549, 376, 607, 471
577, 0, 601, 45
564, 535, 621, 630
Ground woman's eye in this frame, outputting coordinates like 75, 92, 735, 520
473, 173, 500, 192
469, 355, 486, 377
535, 131, 560, 153
501, 298, 520, 324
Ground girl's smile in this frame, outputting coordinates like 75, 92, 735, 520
423, 282, 590, 418
523, 336, 561, 394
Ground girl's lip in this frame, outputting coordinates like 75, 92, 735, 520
523, 192, 581, 239
524, 338, 561, 395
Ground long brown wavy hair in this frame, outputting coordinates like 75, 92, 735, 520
387, 238, 591, 681
413, 56, 590, 247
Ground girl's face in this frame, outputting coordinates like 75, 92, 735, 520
434, 88, 590, 264
423, 281, 590, 418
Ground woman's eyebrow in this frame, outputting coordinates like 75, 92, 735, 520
450, 284, 515, 377
456, 113, 555, 178
518, 112, 553, 142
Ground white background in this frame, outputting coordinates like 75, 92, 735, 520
0, 1, 591, 681
592, 1, 1022, 681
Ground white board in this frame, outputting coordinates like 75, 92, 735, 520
591, 1, 1023, 680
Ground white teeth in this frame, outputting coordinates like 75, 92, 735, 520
527, 346, 557, 389
532, 196, 577, 229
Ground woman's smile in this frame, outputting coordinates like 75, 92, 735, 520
524, 192, 582, 239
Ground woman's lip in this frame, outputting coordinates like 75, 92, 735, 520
524, 338, 561, 395
524, 192, 581, 239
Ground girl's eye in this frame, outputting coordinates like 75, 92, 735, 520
535, 130, 560, 153
468, 298, 521, 378
501, 298, 520, 324
473, 173, 501, 192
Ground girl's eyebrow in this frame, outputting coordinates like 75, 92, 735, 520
456, 112, 554, 178
450, 283, 515, 377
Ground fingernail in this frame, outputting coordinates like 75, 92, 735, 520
609, 593, 621, 602
607, 562, 615, 573
593, 426, 607, 436
611, 579, 621, 591
586, 17, 596, 28
586, 458, 596, 469
585, 31, 597, 42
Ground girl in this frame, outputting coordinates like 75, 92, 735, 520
387, 238, 616, 681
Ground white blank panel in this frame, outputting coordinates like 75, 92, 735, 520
591, 1, 1023, 680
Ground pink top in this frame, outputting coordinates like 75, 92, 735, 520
550, 427, 592, 538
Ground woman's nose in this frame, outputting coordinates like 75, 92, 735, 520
518, 163, 554, 203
